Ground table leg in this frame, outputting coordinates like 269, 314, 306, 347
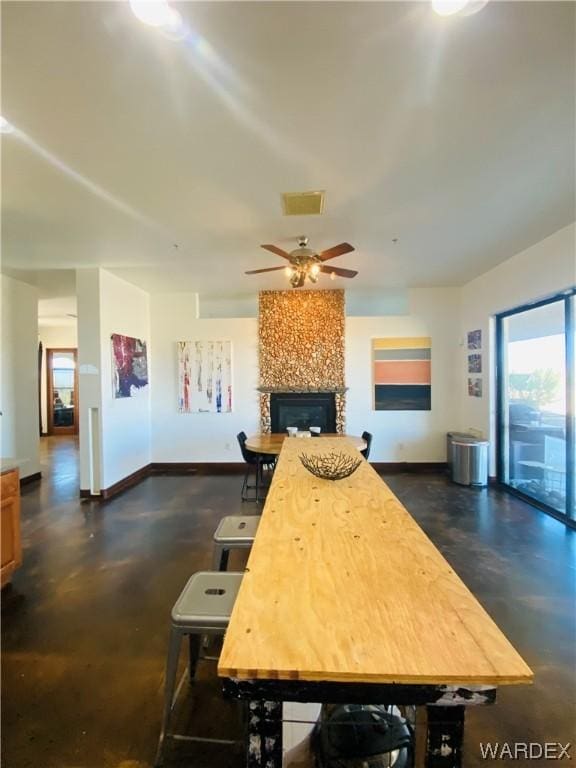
255, 459, 262, 504
425, 705, 464, 768
246, 700, 282, 768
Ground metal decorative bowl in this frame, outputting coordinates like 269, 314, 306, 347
299, 452, 362, 481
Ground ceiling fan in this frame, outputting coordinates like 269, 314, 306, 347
245, 237, 357, 288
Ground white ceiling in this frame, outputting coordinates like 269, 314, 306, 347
1, 1, 574, 296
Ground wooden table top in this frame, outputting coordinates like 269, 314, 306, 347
219, 437, 533, 686
245, 433, 367, 455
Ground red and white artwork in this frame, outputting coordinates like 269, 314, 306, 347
111, 334, 148, 399
177, 341, 232, 413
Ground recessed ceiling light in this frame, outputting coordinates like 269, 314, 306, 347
129, 0, 180, 28
0, 116, 14, 135
431, 0, 489, 16
431, 0, 469, 16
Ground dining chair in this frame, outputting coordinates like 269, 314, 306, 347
361, 431, 373, 460
237, 431, 275, 502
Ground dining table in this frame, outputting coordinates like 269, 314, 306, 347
218, 436, 533, 767
245, 432, 367, 455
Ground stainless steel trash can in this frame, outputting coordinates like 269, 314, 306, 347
451, 440, 489, 487
446, 432, 477, 472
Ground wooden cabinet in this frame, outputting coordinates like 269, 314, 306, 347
1, 468, 22, 588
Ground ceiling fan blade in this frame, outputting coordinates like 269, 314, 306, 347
245, 266, 286, 274
261, 244, 292, 260
320, 265, 358, 278
318, 242, 355, 261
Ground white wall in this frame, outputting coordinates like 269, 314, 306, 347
39, 324, 78, 434
77, 269, 104, 492
459, 222, 576, 469
150, 293, 259, 462
99, 270, 151, 487
150, 289, 459, 463
346, 288, 461, 462
77, 269, 151, 491
73, 224, 573, 475
0, 275, 41, 479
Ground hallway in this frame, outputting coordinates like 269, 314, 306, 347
1, 445, 575, 767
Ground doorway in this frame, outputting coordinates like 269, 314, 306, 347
47, 348, 78, 435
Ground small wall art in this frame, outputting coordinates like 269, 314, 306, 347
372, 337, 431, 410
468, 353, 482, 374
178, 340, 232, 413
468, 377, 482, 398
111, 334, 149, 398
467, 329, 482, 350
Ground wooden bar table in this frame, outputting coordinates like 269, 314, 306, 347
219, 438, 533, 768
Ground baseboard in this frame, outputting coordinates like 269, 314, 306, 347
20, 471, 42, 487
149, 462, 197, 474
150, 462, 245, 475
102, 464, 152, 499
80, 463, 152, 501
80, 489, 99, 499
79, 461, 249, 501
372, 462, 448, 473
79, 461, 451, 501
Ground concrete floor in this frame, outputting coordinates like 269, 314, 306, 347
1, 436, 575, 768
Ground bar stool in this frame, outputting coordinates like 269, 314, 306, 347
213, 515, 260, 571
155, 570, 243, 766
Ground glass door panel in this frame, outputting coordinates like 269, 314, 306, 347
570, 295, 576, 521
500, 300, 567, 515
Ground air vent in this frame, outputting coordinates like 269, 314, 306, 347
281, 191, 325, 216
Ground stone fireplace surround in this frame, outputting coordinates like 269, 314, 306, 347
258, 290, 346, 433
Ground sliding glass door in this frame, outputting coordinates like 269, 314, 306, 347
497, 290, 575, 526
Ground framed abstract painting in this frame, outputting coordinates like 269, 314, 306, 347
178, 340, 232, 413
372, 337, 431, 410
111, 334, 148, 399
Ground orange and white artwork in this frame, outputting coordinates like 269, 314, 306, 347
372, 337, 432, 410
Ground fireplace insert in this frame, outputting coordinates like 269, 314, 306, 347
270, 392, 336, 433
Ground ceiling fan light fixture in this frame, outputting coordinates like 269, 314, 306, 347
248, 236, 357, 288
309, 263, 321, 277
290, 272, 301, 288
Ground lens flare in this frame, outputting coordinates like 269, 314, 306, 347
0, 116, 14, 134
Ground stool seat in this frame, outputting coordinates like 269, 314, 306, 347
212, 516, 260, 571
213, 515, 260, 546
156, 570, 244, 765
172, 571, 243, 629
